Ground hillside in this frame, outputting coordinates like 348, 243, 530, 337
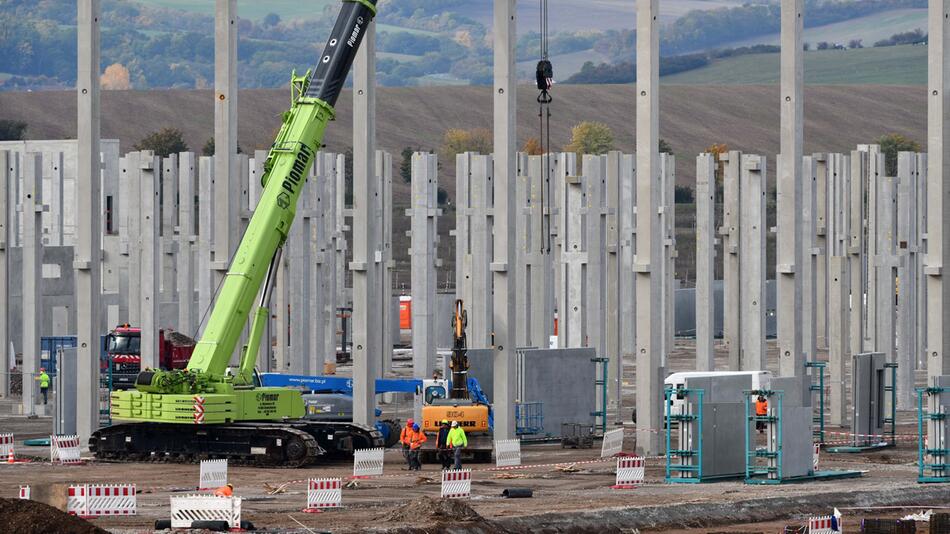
663, 44, 927, 85
0, 84, 926, 280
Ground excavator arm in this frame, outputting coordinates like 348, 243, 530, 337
138, 0, 378, 393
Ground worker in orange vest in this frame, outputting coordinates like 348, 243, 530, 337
400, 418, 415, 468
212, 483, 233, 497
408, 423, 427, 471
755, 395, 768, 433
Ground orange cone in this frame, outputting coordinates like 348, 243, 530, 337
7, 449, 14, 464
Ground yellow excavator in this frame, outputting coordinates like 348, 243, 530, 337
420, 300, 493, 462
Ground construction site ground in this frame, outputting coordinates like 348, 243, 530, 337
2, 340, 948, 533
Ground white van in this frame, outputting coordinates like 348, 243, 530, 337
664, 371, 772, 415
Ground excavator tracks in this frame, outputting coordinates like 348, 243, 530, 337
90, 421, 382, 467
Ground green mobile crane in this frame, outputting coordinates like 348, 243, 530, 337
90, 0, 382, 467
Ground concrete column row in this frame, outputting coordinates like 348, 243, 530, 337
454, 152, 493, 349
408, 152, 441, 379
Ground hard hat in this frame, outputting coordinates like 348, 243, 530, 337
441, 419, 449, 425
451, 421, 459, 427
39, 368, 45, 372
407, 418, 414, 426
412, 423, 420, 431
226, 483, 233, 489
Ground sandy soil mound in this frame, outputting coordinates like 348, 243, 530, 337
385, 496, 482, 523
0, 497, 109, 534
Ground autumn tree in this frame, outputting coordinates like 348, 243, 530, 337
202, 137, 243, 156
441, 128, 492, 161
876, 133, 921, 176
134, 128, 188, 157
522, 137, 543, 155
101, 63, 131, 90
564, 121, 614, 155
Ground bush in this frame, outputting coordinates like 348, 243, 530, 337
0, 119, 27, 141
876, 133, 921, 176
674, 185, 695, 204
134, 127, 188, 157
441, 128, 492, 160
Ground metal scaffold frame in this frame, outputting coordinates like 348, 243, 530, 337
917, 385, 948, 483
745, 389, 784, 483
664, 387, 704, 483
806, 361, 826, 443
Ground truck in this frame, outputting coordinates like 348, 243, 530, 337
90, 0, 383, 467
104, 325, 195, 389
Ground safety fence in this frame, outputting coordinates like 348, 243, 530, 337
613, 456, 645, 489
494, 439, 522, 467
67, 484, 137, 517
198, 459, 228, 490
441, 469, 472, 499
304, 478, 342, 512
352, 447, 385, 478
601, 428, 625, 458
50, 434, 82, 465
170, 495, 241, 529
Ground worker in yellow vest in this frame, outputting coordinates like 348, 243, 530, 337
36, 368, 50, 405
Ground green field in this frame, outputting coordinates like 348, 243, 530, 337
137, 0, 336, 21
721, 9, 928, 50
662, 44, 926, 85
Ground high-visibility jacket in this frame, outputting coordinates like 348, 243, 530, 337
38, 372, 50, 389
213, 485, 233, 497
447, 427, 467, 448
755, 398, 768, 416
400, 425, 413, 446
408, 429, 427, 450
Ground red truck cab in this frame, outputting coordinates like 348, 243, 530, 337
105, 325, 195, 389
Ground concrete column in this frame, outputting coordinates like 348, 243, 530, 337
864, 145, 884, 351
139, 153, 160, 369
815, 154, 829, 348
696, 154, 716, 371
802, 156, 817, 364
336, 154, 348, 313
916, 153, 928, 372
274, 248, 290, 372
560, 171, 587, 348
288, 181, 311, 374
605, 151, 635, 405
76, 0, 102, 441
213, 0, 239, 290
492, 0, 517, 441
828, 255, 849, 426
45, 153, 64, 246
161, 155, 178, 303
22, 154, 43, 414
660, 153, 676, 365
875, 173, 898, 377
352, 17, 378, 425
553, 152, 577, 349
409, 152, 440, 378
635, 0, 663, 455
926, 0, 950, 381
0, 151, 9, 398
515, 155, 529, 347
177, 152, 196, 336
321, 153, 339, 370
378, 150, 394, 376
126, 153, 142, 325
720, 151, 743, 370
584, 154, 607, 358
740, 155, 766, 371
848, 151, 866, 359
196, 156, 214, 332
777, 0, 805, 394
309, 162, 326, 374
454, 152, 472, 330
472, 155, 493, 348
896, 152, 919, 409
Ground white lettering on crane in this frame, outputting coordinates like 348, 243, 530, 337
347, 17, 364, 48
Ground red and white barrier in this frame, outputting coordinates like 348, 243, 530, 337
441, 469, 472, 499
67, 484, 137, 518
601, 428, 624, 458
50, 435, 82, 465
808, 515, 839, 534
494, 439, 522, 467
19, 486, 29, 500
170, 495, 241, 529
1, 433, 14, 460
352, 447, 384, 478
813, 443, 820, 471
612, 456, 645, 489
304, 478, 342, 513
198, 459, 228, 490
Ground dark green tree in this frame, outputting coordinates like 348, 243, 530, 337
399, 147, 416, 183
659, 138, 674, 155
134, 128, 188, 157
0, 119, 27, 141
202, 137, 244, 157
877, 133, 921, 176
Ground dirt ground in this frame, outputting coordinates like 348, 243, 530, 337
1, 340, 947, 533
